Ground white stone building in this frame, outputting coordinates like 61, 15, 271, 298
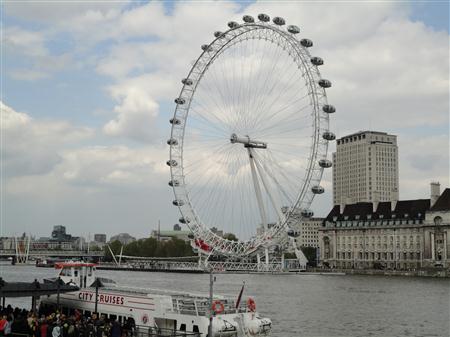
319, 183, 449, 270
286, 215, 322, 248
333, 131, 399, 205
109, 233, 136, 245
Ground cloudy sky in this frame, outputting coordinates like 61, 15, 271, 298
1, 1, 449, 240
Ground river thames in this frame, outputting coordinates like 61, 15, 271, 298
1, 264, 448, 337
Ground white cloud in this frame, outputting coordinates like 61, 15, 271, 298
4, 1, 128, 26
3, 26, 73, 81
399, 134, 450, 199
55, 145, 167, 187
1, 101, 94, 177
103, 86, 161, 142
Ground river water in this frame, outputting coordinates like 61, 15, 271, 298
0, 264, 448, 337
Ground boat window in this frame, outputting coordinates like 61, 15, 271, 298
60, 268, 71, 276
180, 324, 186, 331
74, 270, 78, 277
84, 310, 91, 318
110, 315, 117, 321
193, 325, 199, 333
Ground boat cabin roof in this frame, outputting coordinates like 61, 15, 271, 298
55, 262, 97, 269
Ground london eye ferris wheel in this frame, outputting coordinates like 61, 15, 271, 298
167, 14, 335, 258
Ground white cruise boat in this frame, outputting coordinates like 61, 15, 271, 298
41, 262, 272, 336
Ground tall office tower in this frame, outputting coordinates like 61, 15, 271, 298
332, 131, 399, 206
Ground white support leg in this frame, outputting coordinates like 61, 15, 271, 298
252, 153, 284, 221
265, 247, 269, 266
25, 236, 31, 264
247, 148, 268, 229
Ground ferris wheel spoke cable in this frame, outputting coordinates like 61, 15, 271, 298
189, 104, 231, 134
254, 150, 296, 205
251, 150, 285, 221
243, 39, 277, 129
183, 142, 231, 175
249, 39, 304, 129
265, 149, 304, 201
196, 146, 240, 228
255, 103, 312, 136
244, 56, 284, 130
197, 63, 240, 129
194, 84, 234, 131
257, 120, 311, 141
189, 101, 231, 134
188, 149, 235, 226
253, 80, 310, 133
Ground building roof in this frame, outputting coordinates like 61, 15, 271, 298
337, 130, 394, 141
430, 188, 450, 212
0, 279, 79, 298
325, 199, 430, 222
156, 230, 191, 236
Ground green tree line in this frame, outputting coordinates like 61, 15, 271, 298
104, 237, 194, 260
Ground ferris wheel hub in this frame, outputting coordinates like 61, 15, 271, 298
230, 133, 267, 149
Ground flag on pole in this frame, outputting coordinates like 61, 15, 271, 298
235, 282, 245, 309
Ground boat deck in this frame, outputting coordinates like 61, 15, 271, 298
101, 285, 247, 316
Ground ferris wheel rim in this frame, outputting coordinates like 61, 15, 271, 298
168, 16, 332, 257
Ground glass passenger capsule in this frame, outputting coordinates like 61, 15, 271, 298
181, 78, 193, 85
201, 44, 212, 51
301, 209, 314, 218
287, 229, 299, 237
173, 200, 185, 206
167, 138, 178, 146
257, 14, 270, 22
179, 217, 190, 224
228, 21, 240, 28
310, 57, 324, 66
322, 105, 336, 114
318, 159, 332, 168
174, 97, 186, 104
166, 159, 178, 167
168, 180, 180, 187
300, 38, 313, 47
273, 17, 285, 25
287, 25, 300, 34
318, 79, 332, 88
243, 15, 255, 23
312, 185, 325, 194
322, 131, 336, 141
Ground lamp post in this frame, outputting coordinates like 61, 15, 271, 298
92, 278, 101, 314
208, 268, 214, 337
56, 277, 61, 312
0, 277, 4, 309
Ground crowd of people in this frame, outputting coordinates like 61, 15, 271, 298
0, 305, 135, 337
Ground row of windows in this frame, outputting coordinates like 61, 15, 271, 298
335, 251, 420, 260
337, 243, 421, 250
337, 235, 421, 243
327, 219, 423, 228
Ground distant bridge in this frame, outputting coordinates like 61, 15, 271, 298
0, 249, 104, 259
0, 236, 104, 263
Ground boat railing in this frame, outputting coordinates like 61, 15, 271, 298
171, 297, 247, 316
135, 326, 201, 337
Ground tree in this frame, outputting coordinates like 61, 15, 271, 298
104, 240, 122, 261
300, 246, 317, 267
106, 236, 194, 258
223, 233, 238, 241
